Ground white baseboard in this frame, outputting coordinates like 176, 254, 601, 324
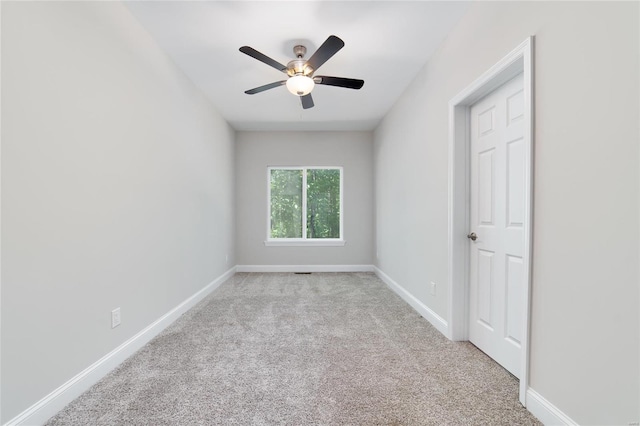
526, 388, 578, 425
373, 266, 449, 337
236, 264, 374, 273
5, 267, 236, 426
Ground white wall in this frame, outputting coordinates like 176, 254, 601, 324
1, 2, 235, 422
374, 1, 639, 424
236, 131, 373, 267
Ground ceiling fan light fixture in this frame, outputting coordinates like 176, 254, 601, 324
286, 75, 315, 96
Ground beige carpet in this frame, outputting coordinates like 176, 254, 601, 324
47, 272, 540, 425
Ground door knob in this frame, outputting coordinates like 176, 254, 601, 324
467, 232, 477, 241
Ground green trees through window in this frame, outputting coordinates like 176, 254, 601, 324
306, 169, 341, 238
269, 167, 342, 240
269, 169, 303, 238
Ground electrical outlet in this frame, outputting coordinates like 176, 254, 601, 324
430, 282, 436, 296
111, 308, 121, 329
225, 254, 229, 264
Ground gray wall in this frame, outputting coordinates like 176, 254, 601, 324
236, 131, 373, 267
1, 2, 235, 422
374, 1, 639, 424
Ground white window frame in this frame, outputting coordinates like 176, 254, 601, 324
265, 166, 345, 247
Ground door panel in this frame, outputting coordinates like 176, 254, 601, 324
478, 149, 495, 225
506, 254, 524, 345
469, 73, 525, 378
477, 249, 495, 328
507, 140, 525, 227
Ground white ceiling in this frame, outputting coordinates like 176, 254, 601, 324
124, 1, 470, 131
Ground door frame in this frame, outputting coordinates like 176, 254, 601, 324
447, 37, 534, 405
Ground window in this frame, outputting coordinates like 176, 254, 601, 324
267, 167, 344, 246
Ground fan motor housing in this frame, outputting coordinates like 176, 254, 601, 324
287, 58, 313, 77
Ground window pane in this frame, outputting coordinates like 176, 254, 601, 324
307, 169, 340, 239
270, 169, 303, 238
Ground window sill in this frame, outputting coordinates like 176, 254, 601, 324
264, 239, 346, 247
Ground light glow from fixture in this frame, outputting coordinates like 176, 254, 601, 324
286, 75, 315, 96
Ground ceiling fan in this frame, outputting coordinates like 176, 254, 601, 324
239, 35, 364, 110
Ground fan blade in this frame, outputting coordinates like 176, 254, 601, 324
306, 35, 344, 72
239, 46, 288, 73
301, 94, 314, 109
244, 81, 286, 95
315, 76, 364, 90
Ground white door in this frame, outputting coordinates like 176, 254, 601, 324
468, 73, 525, 378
